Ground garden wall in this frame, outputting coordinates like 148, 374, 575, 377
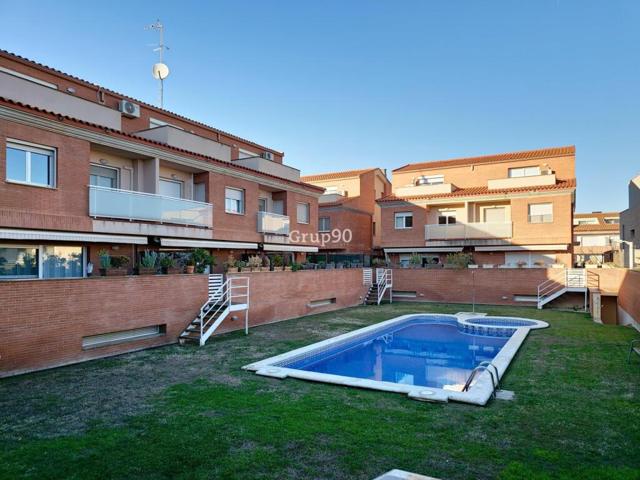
391, 268, 552, 306
618, 270, 640, 325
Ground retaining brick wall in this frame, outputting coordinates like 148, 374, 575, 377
0, 275, 208, 377
391, 268, 552, 305
618, 270, 640, 323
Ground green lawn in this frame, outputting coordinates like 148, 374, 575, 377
1, 303, 639, 480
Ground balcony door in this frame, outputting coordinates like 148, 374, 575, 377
159, 178, 183, 199
483, 207, 506, 223
272, 199, 284, 215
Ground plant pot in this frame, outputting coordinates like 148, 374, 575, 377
138, 267, 156, 275
107, 268, 128, 276
161, 266, 169, 274
260, 267, 269, 272
284, 266, 292, 271
99, 268, 107, 277
185, 265, 195, 274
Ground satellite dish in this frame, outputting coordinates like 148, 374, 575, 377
152, 63, 170, 80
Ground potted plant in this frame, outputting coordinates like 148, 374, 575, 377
517, 261, 528, 268
185, 256, 196, 274
291, 262, 302, 272
272, 255, 283, 271
223, 253, 236, 274
317, 260, 326, 270
159, 254, 175, 274
138, 250, 158, 275
234, 260, 246, 272
98, 249, 111, 276
444, 252, 473, 269
261, 256, 271, 272
409, 254, 422, 269
108, 255, 130, 276
191, 248, 216, 274
247, 255, 262, 272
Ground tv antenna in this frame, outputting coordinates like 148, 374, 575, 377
145, 19, 170, 108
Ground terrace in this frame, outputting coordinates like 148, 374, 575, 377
1, 303, 638, 479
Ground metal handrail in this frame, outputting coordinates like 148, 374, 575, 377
462, 363, 499, 397
199, 276, 250, 338
376, 269, 393, 305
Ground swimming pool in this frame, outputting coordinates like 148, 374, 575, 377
244, 314, 546, 405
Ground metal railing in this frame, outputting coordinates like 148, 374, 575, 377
377, 268, 393, 305
89, 185, 212, 227
257, 211, 290, 235
537, 268, 587, 309
424, 222, 512, 240
462, 361, 500, 398
199, 276, 250, 345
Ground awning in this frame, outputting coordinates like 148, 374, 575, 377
384, 247, 463, 253
160, 238, 258, 250
475, 244, 568, 252
263, 244, 319, 253
0, 228, 147, 244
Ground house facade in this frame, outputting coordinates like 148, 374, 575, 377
300, 168, 391, 263
0, 50, 322, 281
572, 212, 620, 267
620, 174, 640, 267
377, 146, 577, 267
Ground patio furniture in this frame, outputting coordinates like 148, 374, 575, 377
628, 339, 640, 363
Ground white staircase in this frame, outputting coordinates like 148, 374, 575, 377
537, 268, 587, 309
362, 268, 393, 305
179, 275, 250, 346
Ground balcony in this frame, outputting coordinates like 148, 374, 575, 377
488, 173, 556, 190
394, 183, 455, 197
425, 222, 513, 241
234, 156, 301, 182
89, 185, 212, 227
135, 125, 232, 162
257, 211, 290, 235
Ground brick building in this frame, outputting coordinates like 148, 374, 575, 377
0, 49, 323, 282
300, 168, 391, 263
377, 146, 577, 267
572, 212, 620, 267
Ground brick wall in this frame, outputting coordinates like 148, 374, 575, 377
392, 268, 552, 305
225, 270, 366, 332
0, 275, 208, 377
618, 270, 640, 323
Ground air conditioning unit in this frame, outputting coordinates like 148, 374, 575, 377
118, 99, 141, 118
262, 151, 274, 161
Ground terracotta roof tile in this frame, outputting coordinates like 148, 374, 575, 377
301, 168, 377, 182
393, 146, 575, 173
0, 96, 324, 193
377, 178, 576, 203
0, 49, 283, 155
573, 212, 620, 232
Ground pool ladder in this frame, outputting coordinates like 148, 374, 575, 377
462, 361, 500, 398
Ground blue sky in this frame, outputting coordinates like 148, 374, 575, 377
1, 0, 638, 212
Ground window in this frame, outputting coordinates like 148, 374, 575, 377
225, 187, 245, 214
0, 246, 38, 278
42, 246, 84, 278
415, 174, 444, 186
438, 210, 456, 225
238, 149, 258, 159
575, 218, 597, 225
528, 203, 553, 223
159, 178, 183, 199
258, 198, 268, 213
82, 325, 165, 349
194, 183, 206, 202
319, 216, 331, 232
508, 166, 541, 178
483, 207, 506, 223
604, 218, 619, 224
395, 212, 413, 229
297, 202, 310, 224
90, 165, 119, 189
6, 141, 56, 187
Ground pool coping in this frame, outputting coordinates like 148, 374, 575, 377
243, 313, 545, 406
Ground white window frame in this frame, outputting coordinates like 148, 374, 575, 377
90, 163, 120, 189
6, 139, 56, 188
225, 187, 245, 215
528, 203, 553, 223
158, 177, 184, 199
437, 209, 457, 225
319, 216, 331, 232
395, 212, 413, 229
297, 202, 310, 224
508, 166, 541, 178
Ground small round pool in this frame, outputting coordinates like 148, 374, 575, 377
464, 316, 548, 329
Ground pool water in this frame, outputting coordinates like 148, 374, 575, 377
282, 316, 513, 391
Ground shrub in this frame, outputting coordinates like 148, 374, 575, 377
291, 263, 302, 272
140, 250, 158, 268
272, 255, 284, 267
409, 254, 422, 266
247, 255, 262, 269
445, 252, 473, 268
159, 254, 175, 269
111, 255, 130, 269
